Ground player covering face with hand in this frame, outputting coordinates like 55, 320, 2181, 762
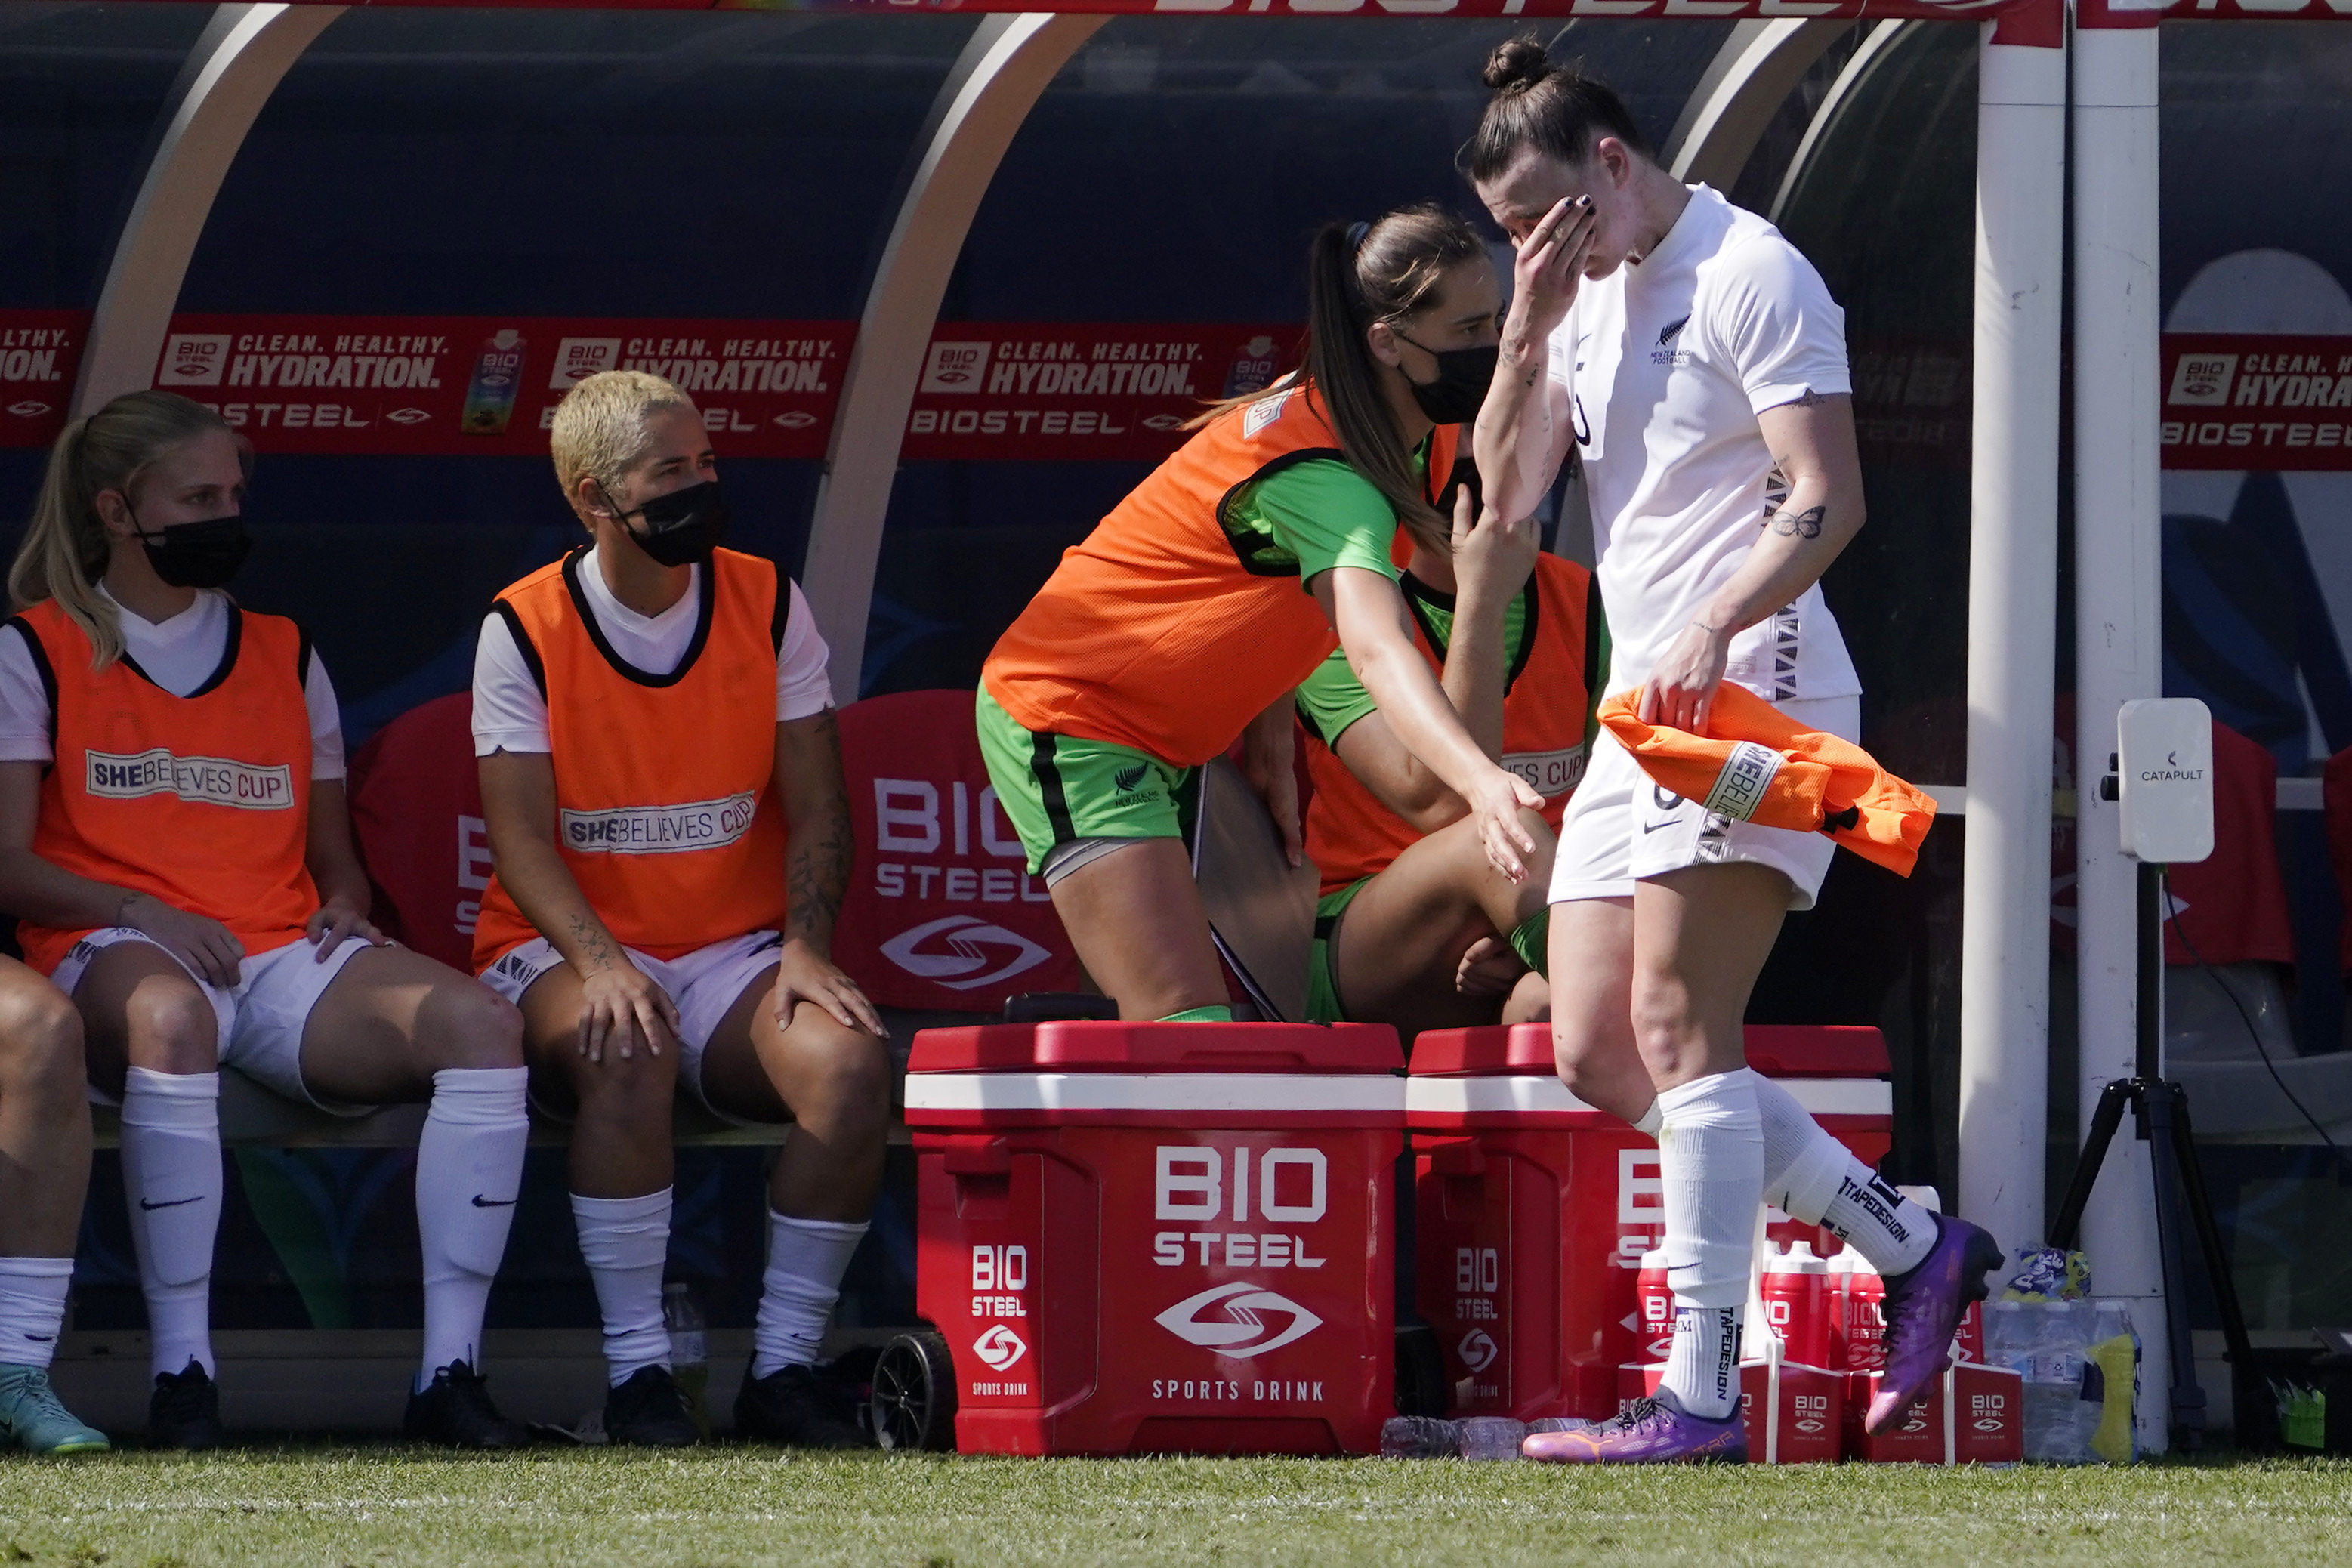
0, 390, 534, 1449
1465, 42, 2001, 1462
473, 370, 889, 1448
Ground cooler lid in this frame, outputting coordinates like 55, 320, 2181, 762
1409, 1023, 1888, 1077
906, 1020, 1405, 1075
1743, 1026, 1890, 1078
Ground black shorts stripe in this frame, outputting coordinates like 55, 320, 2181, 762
1029, 730, 1076, 847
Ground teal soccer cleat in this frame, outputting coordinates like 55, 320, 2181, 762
0, 1364, 109, 1454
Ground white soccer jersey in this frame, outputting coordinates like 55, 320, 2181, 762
1548, 184, 1860, 703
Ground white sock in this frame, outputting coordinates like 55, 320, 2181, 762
1631, 1100, 1663, 1138
572, 1187, 671, 1385
1751, 1069, 1937, 1276
752, 1212, 868, 1378
0, 1257, 74, 1370
1654, 1070, 1761, 1420
415, 1067, 529, 1388
119, 1067, 221, 1380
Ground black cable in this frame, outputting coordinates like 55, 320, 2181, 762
2159, 867, 2347, 1167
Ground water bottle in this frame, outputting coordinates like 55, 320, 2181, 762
1528, 1415, 1594, 1435
1634, 1247, 1674, 1363
2020, 1299, 2091, 1463
1380, 1415, 1462, 1458
1826, 1249, 1857, 1369
461, 329, 527, 436
2082, 1301, 2140, 1464
1984, 1300, 2033, 1376
1762, 1240, 1830, 1368
1457, 1416, 1529, 1460
1843, 1255, 1887, 1373
662, 1281, 711, 1438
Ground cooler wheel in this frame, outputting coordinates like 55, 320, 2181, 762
871, 1329, 959, 1452
1394, 1324, 1447, 1418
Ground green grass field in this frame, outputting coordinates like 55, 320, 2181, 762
0, 1448, 2344, 1567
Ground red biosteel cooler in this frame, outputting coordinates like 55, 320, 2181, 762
901, 1020, 1405, 1455
1407, 1023, 1893, 1422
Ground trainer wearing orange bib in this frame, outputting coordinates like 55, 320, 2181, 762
472, 370, 887, 1449
1295, 542, 1603, 1034
977, 205, 1547, 1023
0, 391, 532, 1451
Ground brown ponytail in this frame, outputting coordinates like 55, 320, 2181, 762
1193, 203, 1486, 554
8, 391, 242, 669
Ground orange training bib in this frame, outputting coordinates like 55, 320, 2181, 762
471, 547, 793, 968
1596, 684, 1935, 876
12, 598, 318, 977
1303, 555, 1598, 895
983, 383, 1461, 767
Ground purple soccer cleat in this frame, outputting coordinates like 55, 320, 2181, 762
1521, 1397, 1747, 1465
1866, 1215, 2005, 1435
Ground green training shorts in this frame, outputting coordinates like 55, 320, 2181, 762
1303, 875, 1374, 1025
974, 685, 1198, 876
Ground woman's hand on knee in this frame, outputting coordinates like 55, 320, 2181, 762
120, 894, 244, 988
576, 960, 678, 1064
773, 939, 886, 1039
303, 895, 387, 961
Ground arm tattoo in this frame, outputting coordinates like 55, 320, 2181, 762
1783, 388, 1829, 409
568, 914, 618, 974
785, 711, 853, 949
1764, 505, 1826, 539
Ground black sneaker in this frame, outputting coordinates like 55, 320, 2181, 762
405, 1360, 529, 1449
734, 1363, 869, 1449
149, 1360, 223, 1451
603, 1366, 699, 1447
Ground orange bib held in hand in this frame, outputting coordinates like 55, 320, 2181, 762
1597, 684, 1935, 876
1304, 554, 1597, 894
11, 599, 318, 977
472, 548, 792, 969
984, 381, 1462, 767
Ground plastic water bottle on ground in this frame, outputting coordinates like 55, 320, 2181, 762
1528, 1415, 1595, 1435
2019, 1299, 2092, 1463
663, 1281, 711, 1439
1457, 1416, 1529, 1459
1380, 1415, 1461, 1458
2082, 1300, 2141, 1464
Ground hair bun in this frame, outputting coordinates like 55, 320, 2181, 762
1483, 36, 1552, 94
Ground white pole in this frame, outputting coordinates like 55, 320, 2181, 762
1957, 6, 2066, 1276
2072, 5, 2168, 1455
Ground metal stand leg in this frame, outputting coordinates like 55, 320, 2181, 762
2045, 863, 2265, 1451
2143, 1082, 2206, 1447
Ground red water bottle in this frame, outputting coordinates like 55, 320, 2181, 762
1761, 1240, 1830, 1369
1843, 1254, 1886, 1373
1634, 1247, 1674, 1363
1826, 1248, 1857, 1369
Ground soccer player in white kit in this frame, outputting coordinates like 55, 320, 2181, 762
1463, 40, 2002, 1462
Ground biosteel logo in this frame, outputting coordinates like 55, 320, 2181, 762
972, 1326, 1027, 1372
1154, 1283, 1322, 1359
1458, 1329, 1499, 1374
880, 915, 1050, 992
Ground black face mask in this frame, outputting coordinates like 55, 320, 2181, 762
133, 513, 251, 590
1394, 333, 1499, 425
614, 479, 730, 568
